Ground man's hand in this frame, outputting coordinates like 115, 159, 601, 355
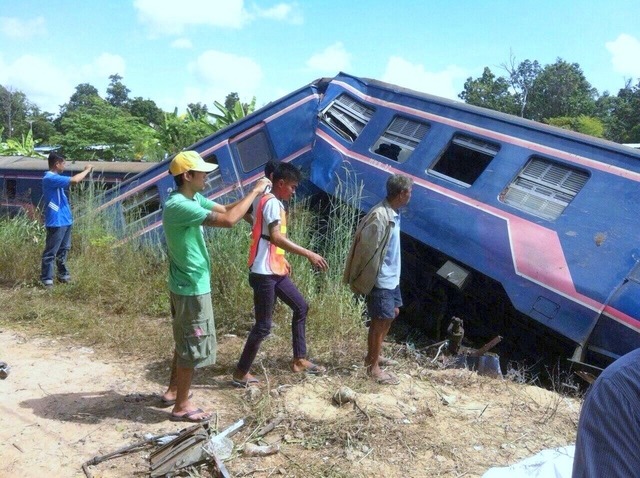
83, 165, 93, 172
307, 251, 328, 271
253, 177, 272, 195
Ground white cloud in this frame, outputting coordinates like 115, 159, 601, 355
253, 3, 303, 24
166, 50, 263, 110
134, 0, 249, 35
0, 54, 73, 113
0, 16, 46, 40
0, 52, 126, 113
80, 53, 127, 78
381, 56, 467, 100
171, 38, 193, 49
306, 42, 351, 73
606, 34, 640, 77
134, 0, 301, 36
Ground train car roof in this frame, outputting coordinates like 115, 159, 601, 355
0, 156, 155, 173
335, 72, 640, 160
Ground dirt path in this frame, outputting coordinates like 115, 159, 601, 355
0, 328, 582, 478
0, 330, 243, 478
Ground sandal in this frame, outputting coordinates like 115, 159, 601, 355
169, 408, 211, 423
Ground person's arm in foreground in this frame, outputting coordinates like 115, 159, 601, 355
204, 177, 271, 228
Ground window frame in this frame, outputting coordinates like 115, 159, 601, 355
234, 129, 275, 174
499, 156, 589, 221
428, 134, 500, 187
121, 185, 161, 229
320, 94, 374, 142
371, 116, 430, 163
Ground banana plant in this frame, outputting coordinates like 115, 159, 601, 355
0, 128, 43, 157
208, 97, 256, 130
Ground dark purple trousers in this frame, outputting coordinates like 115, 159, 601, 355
236, 273, 308, 374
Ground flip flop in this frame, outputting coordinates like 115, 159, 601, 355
169, 408, 211, 423
232, 377, 260, 388
379, 356, 399, 367
375, 372, 400, 385
306, 363, 326, 375
159, 392, 193, 407
291, 362, 326, 375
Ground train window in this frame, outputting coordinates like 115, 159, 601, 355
429, 135, 499, 186
6, 179, 17, 199
500, 157, 589, 220
235, 130, 275, 173
372, 116, 430, 163
199, 152, 223, 192
204, 164, 224, 193
122, 186, 161, 228
321, 94, 374, 142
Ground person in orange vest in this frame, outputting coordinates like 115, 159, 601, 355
232, 162, 329, 386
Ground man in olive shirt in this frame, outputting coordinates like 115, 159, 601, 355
161, 151, 270, 422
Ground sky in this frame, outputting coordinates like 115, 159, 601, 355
1, 0, 639, 116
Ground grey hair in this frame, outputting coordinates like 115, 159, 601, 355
386, 174, 413, 199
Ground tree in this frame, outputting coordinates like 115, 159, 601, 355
0, 128, 40, 156
526, 59, 597, 122
224, 92, 240, 111
208, 96, 257, 130
54, 97, 158, 160
606, 79, 640, 143
26, 106, 57, 144
157, 108, 215, 155
106, 74, 130, 108
501, 54, 542, 117
0, 86, 29, 139
63, 83, 101, 113
187, 102, 208, 120
545, 116, 604, 137
128, 97, 164, 128
458, 67, 518, 115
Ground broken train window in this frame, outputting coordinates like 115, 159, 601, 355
372, 116, 430, 163
429, 134, 500, 186
500, 156, 589, 221
122, 186, 161, 230
320, 94, 374, 142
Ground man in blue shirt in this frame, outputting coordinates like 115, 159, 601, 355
40, 152, 92, 288
572, 347, 640, 477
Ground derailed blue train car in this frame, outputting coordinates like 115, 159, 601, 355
0, 156, 152, 218
99, 72, 640, 372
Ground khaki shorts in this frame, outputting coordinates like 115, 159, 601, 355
170, 292, 217, 368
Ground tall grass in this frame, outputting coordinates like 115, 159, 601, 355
0, 175, 369, 368
0, 214, 44, 285
207, 175, 368, 365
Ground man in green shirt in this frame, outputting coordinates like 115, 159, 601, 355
161, 150, 271, 422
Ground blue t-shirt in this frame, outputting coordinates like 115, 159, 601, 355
42, 171, 73, 227
572, 347, 640, 478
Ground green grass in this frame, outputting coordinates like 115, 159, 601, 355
0, 177, 368, 369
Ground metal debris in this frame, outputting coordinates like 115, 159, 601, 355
446, 317, 464, 354
0, 361, 10, 379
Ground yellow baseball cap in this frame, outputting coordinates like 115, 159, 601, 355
169, 151, 217, 176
